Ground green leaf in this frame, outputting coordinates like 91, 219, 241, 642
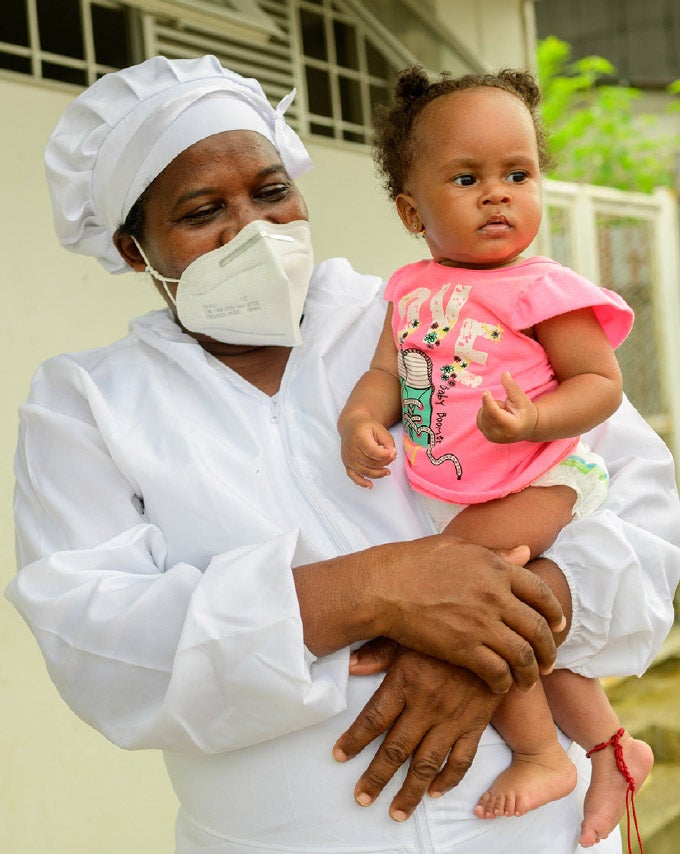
537, 37, 680, 192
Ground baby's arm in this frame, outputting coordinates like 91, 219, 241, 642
338, 305, 402, 487
478, 308, 623, 444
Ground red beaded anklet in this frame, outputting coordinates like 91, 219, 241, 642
586, 727, 643, 854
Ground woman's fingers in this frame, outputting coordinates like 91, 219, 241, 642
508, 563, 565, 642
461, 572, 561, 691
335, 651, 502, 821
429, 727, 488, 796
352, 715, 423, 812
348, 637, 401, 676
388, 724, 485, 820
333, 679, 403, 764
368, 538, 564, 693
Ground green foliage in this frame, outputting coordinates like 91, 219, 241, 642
536, 36, 680, 192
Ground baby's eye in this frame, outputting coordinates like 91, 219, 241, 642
507, 170, 529, 184
453, 174, 476, 187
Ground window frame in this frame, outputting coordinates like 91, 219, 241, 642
0, 0, 139, 87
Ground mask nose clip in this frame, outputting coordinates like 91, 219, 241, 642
218, 229, 295, 267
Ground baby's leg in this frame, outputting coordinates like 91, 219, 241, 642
475, 682, 577, 818
443, 484, 577, 817
445, 485, 576, 559
543, 670, 653, 847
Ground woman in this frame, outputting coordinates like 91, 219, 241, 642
6, 55, 680, 853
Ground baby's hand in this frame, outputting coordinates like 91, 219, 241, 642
476, 371, 538, 444
339, 416, 397, 488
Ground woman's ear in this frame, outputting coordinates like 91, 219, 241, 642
395, 193, 423, 235
113, 230, 146, 273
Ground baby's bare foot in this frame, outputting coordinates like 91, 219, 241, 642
474, 742, 577, 819
579, 731, 654, 847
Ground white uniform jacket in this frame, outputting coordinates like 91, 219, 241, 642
7, 259, 680, 853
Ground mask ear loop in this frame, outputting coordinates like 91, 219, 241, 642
131, 236, 180, 307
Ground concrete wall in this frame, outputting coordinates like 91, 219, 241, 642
0, 3, 534, 850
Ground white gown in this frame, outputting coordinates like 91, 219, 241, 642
7, 259, 680, 852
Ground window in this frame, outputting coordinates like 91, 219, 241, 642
0, 0, 475, 148
294, 0, 406, 144
0, 0, 136, 86
0, 0, 281, 87
178, 0, 282, 36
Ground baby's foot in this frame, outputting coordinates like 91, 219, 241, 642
474, 742, 577, 819
579, 731, 654, 847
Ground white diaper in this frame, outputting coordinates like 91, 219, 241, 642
421, 439, 609, 532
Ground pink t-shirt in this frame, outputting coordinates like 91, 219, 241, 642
384, 256, 634, 504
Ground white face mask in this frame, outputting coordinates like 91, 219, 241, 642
134, 219, 314, 346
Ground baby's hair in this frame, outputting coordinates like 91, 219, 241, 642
373, 66, 555, 201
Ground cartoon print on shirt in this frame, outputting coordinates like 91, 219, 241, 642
394, 279, 507, 483
398, 282, 470, 348
398, 348, 463, 478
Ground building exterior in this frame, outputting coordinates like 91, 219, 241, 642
535, 0, 680, 88
534, 0, 680, 136
0, 3, 538, 852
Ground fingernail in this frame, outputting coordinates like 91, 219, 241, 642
391, 809, 408, 822
333, 747, 348, 762
356, 792, 372, 807
429, 790, 443, 799
349, 651, 359, 666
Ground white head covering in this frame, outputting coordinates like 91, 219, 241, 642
45, 54, 313, 273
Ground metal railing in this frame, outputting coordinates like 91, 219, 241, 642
536, 180, 680, 471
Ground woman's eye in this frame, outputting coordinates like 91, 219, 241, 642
453, 174, 476, 187
507, 170, 529, 184
182, 204, 220, 222
257, 182, 291, 201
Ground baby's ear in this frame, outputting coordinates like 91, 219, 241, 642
395, 193, 423, 235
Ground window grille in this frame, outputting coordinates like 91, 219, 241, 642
0, 0, 474, 146
292, 0, 412, 144
0, 0, 137, 87
146, 0, 297, 111
144, 0, 418, 144
539, 181, 680, 462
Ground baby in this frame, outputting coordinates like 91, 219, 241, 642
338, 66, 652, 849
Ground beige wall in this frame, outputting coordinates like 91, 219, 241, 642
0, 5, 535, 850
0, 79, 176, 854
432, 0, 537, 71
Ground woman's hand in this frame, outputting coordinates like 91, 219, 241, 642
371, 535, 564, 694
295, 534, 565, 696
333, 639, 502, 821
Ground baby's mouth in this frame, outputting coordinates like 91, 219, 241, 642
480, 215, 511, 233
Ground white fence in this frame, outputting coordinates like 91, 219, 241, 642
536, 180, 680, 472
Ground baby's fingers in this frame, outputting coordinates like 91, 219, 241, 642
346, 467, 375, 489
478, 391, 509, 427
480, 389, 502, 415
499, 372, 530, 409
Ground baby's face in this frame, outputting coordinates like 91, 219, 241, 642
398, 87, 542, 269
